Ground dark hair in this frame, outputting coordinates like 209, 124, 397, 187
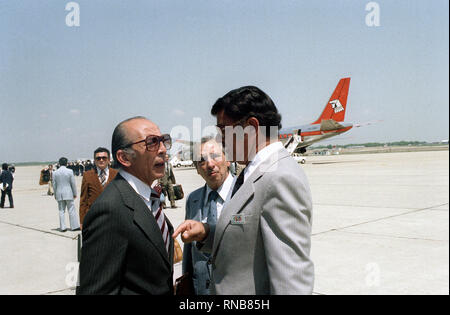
2, 163, 8, 171
211, 86, 282, 138
111, 116, 147, 167
94, 147, 110, 158
59, 157, 68, 166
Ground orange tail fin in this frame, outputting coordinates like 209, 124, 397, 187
312, 77, 351, 124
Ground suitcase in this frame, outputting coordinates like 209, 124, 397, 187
173, 184, 184, 200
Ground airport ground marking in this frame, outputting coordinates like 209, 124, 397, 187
312, 202, 449, 237
338, 230, 449, 243
0, 220, 78, 240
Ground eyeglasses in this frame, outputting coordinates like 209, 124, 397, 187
95, 156, 109, 161
216, 116, 251, 137
197, 153, 224, 166
124, 134, 172, 152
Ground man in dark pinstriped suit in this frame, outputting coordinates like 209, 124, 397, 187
77, 117, 174, 295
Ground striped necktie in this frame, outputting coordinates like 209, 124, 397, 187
150, 186, 170, 253
99, 169, 106, 186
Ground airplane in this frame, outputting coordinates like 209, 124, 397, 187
278, 77, 353, 154
173, 77, 356, 157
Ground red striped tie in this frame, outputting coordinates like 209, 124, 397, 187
151, 186, 170, 253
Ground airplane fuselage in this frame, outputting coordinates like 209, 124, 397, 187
279, 122, 353, 148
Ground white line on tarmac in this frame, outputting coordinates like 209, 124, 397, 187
0, 220, 78, 240
338, 230, 449, 243
311, 203, 449, 237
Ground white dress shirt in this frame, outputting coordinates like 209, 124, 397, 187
119, 169, 159, 214
243, 141, 284, 182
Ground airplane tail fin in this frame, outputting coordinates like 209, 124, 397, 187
312, 77, 351, 124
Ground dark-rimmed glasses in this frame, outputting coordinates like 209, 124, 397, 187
216, 116, 252, 139
123, 134, 172, 152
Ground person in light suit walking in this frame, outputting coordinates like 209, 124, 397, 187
53, 157, 80, 232
174, 86, 314, 295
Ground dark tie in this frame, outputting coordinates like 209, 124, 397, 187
231, 168, 246, 198
206, 190, 219, 225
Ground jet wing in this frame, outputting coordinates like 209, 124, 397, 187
320, 119, 345, 131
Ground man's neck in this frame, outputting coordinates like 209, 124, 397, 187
121, 167, 154, 187
243, 138, 275, 166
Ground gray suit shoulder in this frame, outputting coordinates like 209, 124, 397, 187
266, 154, 309, 181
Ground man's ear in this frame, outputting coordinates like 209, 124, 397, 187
116, 150, 132, 168
247, 117, 260, 129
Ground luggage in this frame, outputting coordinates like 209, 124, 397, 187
39, 169, 50, 185
173, 184, 184, 200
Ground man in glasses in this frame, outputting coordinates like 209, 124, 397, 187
182, 137, 234, 295
77, 116, 175, 295
174, 86, 314, 295
79, 147, 118, 228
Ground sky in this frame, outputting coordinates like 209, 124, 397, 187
0, 0, 448, 163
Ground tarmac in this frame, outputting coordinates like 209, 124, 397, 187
0, 150, 448, 295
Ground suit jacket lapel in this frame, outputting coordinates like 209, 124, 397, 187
115, 174, 171, 267
106, 168, 117, 186
212, 147, 290, 258
212, 175, 255, 258
189, 184, 207, 222
91, 171, 103, 192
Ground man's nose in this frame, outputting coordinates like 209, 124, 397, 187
157, 140, 167, 155
206, 158, 215, 169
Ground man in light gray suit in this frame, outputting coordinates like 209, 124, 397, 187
174, 86, 314, 295
182, 137, 234, 295
53, 157, 80, 232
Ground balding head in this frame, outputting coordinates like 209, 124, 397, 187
112, 116, 168, 185
112, 116, 148, 167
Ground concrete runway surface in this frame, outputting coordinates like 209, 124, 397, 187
0, 150, 448, 295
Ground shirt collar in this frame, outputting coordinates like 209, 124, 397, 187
205, 171, 234, 202
97, 166, 109, 175
119, 169, 155, 202
244, 141, 284, 181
